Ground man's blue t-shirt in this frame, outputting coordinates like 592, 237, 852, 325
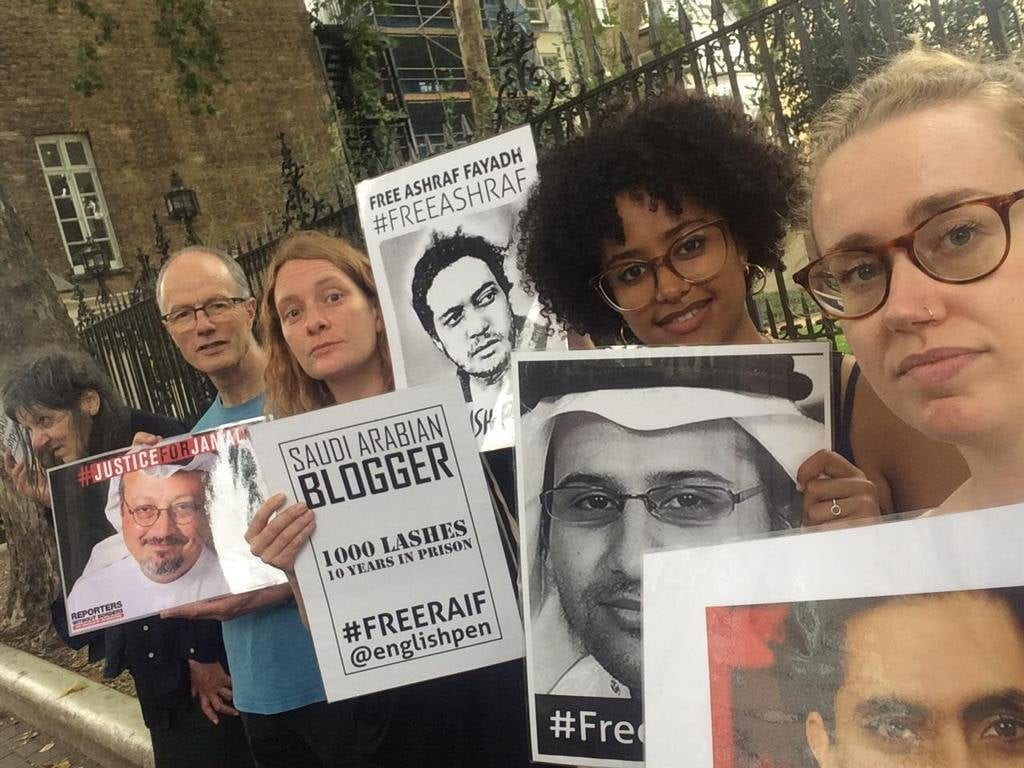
194, 394, 326, 714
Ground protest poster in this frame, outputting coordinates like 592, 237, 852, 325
247, 380, 524, 701
50, 421, 286, 635
356, 125, 564, 453
514, 342, 832, 767
642, 503, 1024, 768
0, 411, 26, 465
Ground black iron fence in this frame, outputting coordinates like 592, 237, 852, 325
77, 0, 1023, 419
75, 137, 363, 424
514, 0, 1020, 144
494, 0, 1021, 344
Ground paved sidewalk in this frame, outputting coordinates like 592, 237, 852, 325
0, 710, 107, 768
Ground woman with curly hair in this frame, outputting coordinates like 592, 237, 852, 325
517, 88, 967, 518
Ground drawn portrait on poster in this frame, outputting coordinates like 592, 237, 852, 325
515, 343, 832, 766
357, 125, 564, 453
247, 381, 524, 702
49, 422, 286, 634
642, 503, 1024, 768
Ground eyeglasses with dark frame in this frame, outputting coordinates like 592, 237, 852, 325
161, 297, 248, 330
540, 482, 765, 527
794, 188, 1024, 320
123, 500, 202, 528
590, 219, 734, 313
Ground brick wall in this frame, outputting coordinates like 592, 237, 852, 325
0, 0, 347, 295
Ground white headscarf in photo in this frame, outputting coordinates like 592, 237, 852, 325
522, 386, 826, 690
80, 452, 218, 579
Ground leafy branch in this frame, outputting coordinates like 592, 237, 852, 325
42, 0, 228, 114
153, 0, 229, 115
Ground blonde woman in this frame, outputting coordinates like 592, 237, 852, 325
245, 231, 533, 768
795, 47, 1024, 514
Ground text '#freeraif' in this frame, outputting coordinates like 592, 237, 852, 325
286, 413, 455, 510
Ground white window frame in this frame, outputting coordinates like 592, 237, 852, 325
35, 134, 122, 275
593, 0, 613, 27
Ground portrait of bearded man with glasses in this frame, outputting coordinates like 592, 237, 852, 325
516, 350, 828, 740
66, 453, 231, 621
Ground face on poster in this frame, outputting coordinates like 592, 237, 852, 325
642, 503, 1024, 768
247, 380, 524, 701
357, 125, 564, 453
49, 422, 286, 634
514, 343, 832, 766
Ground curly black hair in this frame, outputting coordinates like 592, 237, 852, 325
516, 89, 802, 342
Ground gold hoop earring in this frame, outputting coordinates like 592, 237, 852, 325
746, 264, 768, 296
618, 322, 635, 346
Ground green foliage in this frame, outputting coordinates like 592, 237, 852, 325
310, 0, 400, 124
43, 0, 117, 97
152, 0, 229, 116
42, 0, 228, 115
731, 0, 1024, 141
309, 0, 411, 179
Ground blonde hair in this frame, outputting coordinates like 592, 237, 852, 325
805, 46, 1024, 238
260, 231, 394, 418
809, 46, 1024, 174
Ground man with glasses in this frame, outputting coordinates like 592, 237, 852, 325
520, 354, 823, 700
156, 248, 362, 768
156, 246, 267, 419
66, 459, 230, 614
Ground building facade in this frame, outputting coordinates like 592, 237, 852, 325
0, 0, 345, 299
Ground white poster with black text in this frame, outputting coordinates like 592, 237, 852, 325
643, 503, 1024, 768
356, 126, 564, 452
249, 381, 525, 701
515, 343, 832, 766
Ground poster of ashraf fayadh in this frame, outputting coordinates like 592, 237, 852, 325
642, 503, 1024, 768
248, 380, 524, 702
514, 343, 832, 767
356, 125, 564, 453
49, 421, 286, 635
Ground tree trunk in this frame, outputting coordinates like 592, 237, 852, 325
617, 0, 643, 68
0, 180, 77, 634
577, 0, 605, 82
451, 0, 496, 137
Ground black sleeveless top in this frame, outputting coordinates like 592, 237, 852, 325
831, 351, 860, 465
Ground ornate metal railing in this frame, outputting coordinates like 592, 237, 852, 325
76, 135, 362, 424
509, 0, 1020, 146
487, 0, 1021, 343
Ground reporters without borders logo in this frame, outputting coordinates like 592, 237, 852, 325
71, 600, 124, 630
342, 590, 499, 671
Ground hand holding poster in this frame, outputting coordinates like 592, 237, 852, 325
515, 343, 831, 766
50, 422, 286, 634
248, 381, 524, 701
642, 503, 1024, 768
357, 125, 564, 452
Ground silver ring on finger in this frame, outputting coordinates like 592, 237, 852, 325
830, 499, 842, 517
